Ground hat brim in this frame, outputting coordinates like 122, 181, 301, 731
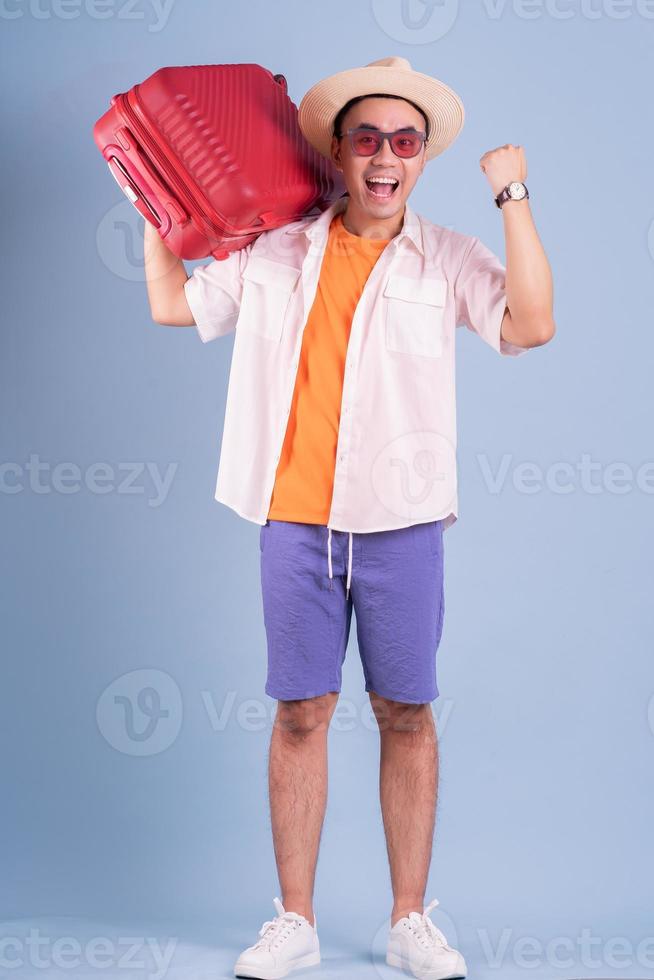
298, 64, 465, 162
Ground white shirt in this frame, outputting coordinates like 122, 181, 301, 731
183, 194, 530, 533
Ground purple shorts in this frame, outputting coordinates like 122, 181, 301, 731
259, 519, 445, 704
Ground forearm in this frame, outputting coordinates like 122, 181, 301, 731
502, 198, 555, 340
144, 221, 194, 325
479, 144, 556, 346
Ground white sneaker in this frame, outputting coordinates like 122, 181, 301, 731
233, 896, 320, 979
386, 898, 467, 980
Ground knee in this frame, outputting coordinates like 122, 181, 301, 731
274, 691, 339, 738
368, 691, 434, 734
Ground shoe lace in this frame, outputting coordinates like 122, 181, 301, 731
253, 897, 306, 952
407, 899, 452, 951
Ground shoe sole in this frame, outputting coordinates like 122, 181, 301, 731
234, 949, 321, 979
386, 950, 466, 980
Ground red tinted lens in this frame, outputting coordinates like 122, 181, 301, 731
351, 131, 383, 155
390, 132, 422, 157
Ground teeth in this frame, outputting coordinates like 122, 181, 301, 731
366, 176, 398, 185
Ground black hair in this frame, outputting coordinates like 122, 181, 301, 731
332, 92, 430, 141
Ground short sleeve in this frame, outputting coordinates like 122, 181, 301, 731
454, 236, 530, 357
183, 242, 254, 343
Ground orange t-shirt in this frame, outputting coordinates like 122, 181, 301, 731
267, 213, 390, 523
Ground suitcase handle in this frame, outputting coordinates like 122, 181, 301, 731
106, 154, 162, 227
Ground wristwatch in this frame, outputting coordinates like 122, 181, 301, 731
495, 181, 529, 209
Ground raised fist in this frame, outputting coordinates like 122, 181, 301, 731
479, 144, 527, 197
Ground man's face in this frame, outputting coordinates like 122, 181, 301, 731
331, 96, 427, 227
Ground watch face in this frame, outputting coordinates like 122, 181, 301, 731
509, 181, 526, 200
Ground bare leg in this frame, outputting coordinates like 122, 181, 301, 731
369, 692, 439, 927
268, 692, 339, 927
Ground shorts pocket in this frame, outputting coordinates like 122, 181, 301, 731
238, 257, 301, 342
435, 573, 445, 648
411, 519, 443, 557
431, 519, 444, 558
384, 274, 447, 358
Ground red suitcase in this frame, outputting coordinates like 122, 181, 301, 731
93, 63, 346, 260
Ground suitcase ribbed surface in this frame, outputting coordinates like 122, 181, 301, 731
94, 62, 345, 258
137, 64, 330, 214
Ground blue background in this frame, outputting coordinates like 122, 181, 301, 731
2, 1, 653, 978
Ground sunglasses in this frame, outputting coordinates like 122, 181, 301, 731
344, 127, 427, 159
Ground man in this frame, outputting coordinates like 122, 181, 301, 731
146, 56, 555, 980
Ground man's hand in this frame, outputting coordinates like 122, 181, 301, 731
479, 144, 527, 198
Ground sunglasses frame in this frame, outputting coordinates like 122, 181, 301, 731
343, 127, 427, 158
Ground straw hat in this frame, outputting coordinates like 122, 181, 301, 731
298, 56, 465, 162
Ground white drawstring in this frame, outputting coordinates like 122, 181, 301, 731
327, 528, 353, 599
346, 531, 352, 599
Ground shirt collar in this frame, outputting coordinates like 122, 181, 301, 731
287, 193, 424, 255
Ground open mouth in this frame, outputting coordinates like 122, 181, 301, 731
364, 176, 400, 199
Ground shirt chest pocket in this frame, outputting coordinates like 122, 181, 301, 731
239, 256, 301, 342
383, 275, 448, 358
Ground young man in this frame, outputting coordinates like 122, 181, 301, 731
146, 56, 555, 980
